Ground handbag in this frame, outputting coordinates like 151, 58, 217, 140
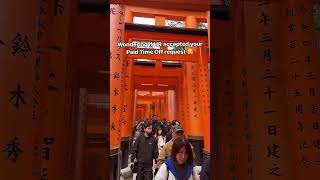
130, 163, 138, 173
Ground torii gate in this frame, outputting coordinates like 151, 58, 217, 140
110, 4, 211, 176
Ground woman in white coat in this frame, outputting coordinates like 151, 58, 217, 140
155, 127, 166, 154
154, 137, 199, 180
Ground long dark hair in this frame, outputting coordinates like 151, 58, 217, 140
156, 126, 163, 136
171, 137, 193, 165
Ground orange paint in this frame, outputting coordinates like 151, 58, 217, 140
121, 58, 134, 138
185, 15, 203, 138
199, 42, 210, 152
110, 4, 126, 151
155, 16, 166, 26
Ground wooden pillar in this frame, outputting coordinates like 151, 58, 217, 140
281, 1, 320, 178
120, 56, 133, 169
41, 0, 74, 179
232, 1, 253, 180
178, 77, 185, 126
168, 90, 175, 121
207, 11, 210, 52
110, 4, 125, 152
110, 4, 125, 180
164, 91, 168, 120
199, 44, 210, 153
185, 16, 203, 149
121, 57, 133, 139
215, 49, 238, 180
182, 66, 190, 136
74, 89, 88, 180
243, 1, 291, 180
154, 99, 158, 118
160, 99, 165, 120
0, 1, 50, 179
132, 89, 137, 125
145, 101, 151, 120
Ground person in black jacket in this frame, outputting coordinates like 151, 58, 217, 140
130, 121, 158, 180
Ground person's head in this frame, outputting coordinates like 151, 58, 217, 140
171, 120, 180, 126
144, 121, 153, 137
172, 124, 184, 140
156, 127, 163, 136
171, 137, 193, 165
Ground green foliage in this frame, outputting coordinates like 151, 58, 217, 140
198, 22, 208, 29
166, 20, 184, 28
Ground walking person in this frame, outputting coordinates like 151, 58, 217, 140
154, 126, 166, 176
154, 137, 199, 180
155, 126, 166, 154
130, 121, 159, 180
157, 124, 195, 169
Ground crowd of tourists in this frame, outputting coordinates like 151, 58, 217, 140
129, 115, 210, 180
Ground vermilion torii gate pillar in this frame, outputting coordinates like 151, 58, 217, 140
185, 15, 205, 166
120, 56, 133, 169
110, 4, 126, 180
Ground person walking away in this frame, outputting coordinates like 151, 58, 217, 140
154, 137, 199, 180
130, 121, 158, 180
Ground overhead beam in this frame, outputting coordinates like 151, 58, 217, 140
126, 29, 207, 42
133, 76, 178, 85
127, 52, 199, 62
126, 23, 207, 36
126, 6, 208, 21
137, 96, 165, 100
135, 86, 175, 91
110, 0, 210, 11
133, 66, 182, 77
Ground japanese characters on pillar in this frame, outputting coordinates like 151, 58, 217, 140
41, 0, 73, 179
32, 0, 51, 178
198, 43, 210, 152
282, 1, 320, 177
240, 68, 254, 178
0, 1, 40, 179
186, 63, 202, 136
110, 4, 126, 151
244, 1, 289, 179
178, 78, 185, 131
182, 67, 190, 136
121, 57, 133, 138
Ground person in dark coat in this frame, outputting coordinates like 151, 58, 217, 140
200, 154, 210, 180
130, 121, 158, 180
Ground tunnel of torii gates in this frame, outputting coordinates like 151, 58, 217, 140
109, 4, 211, 178
2, 0, 320, 180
